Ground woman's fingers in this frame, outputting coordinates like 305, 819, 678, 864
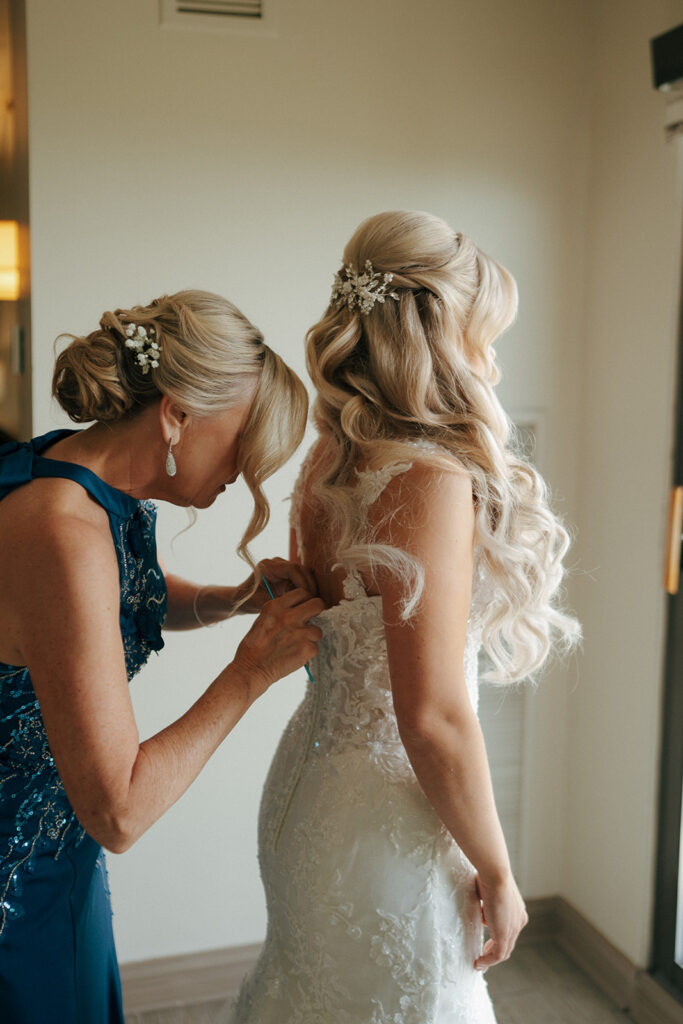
270, 588, 325, 619
472, 871, 528, 972
233, 589, 325, 698
474, 937, 495, 971
475, 937, 511, 971
258, 558, 318, 597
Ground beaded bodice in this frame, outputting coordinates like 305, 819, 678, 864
0, 429, 167, 940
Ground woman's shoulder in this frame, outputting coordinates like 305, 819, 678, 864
0, 476, 114, 569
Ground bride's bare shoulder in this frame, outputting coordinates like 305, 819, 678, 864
374, 456, 473, 506
367, 453, 475, 551
301, 434, 473, 514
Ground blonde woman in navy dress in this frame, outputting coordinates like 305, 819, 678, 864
0, 290, 324, 1023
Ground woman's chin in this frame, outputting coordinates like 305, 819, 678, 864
194, 485, 226, 509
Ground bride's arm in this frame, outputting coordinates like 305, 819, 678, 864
373, 464, 528, 970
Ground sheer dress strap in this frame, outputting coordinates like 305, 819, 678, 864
340, 459, 416, 599
289, 445, 417, 602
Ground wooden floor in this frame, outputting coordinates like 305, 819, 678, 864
484, 941, 631, 1023
126, 940, 633, 1023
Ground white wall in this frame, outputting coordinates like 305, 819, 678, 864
24, 0, 593, 963
561, 0, 683, 968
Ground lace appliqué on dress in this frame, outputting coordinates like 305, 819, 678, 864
227, 444, 496, 1023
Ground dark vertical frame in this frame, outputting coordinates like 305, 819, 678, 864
2, 0, 32, 440
652, 221, 683, 999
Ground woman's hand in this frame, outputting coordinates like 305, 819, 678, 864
232, 588, 324, 699
163, 558, 319, 629
473, 871, 528, 971
236, 557, 319, 613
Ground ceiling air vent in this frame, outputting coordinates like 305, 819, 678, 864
159, 0, 277, 35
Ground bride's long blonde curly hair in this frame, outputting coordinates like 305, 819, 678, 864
305, 210, 581, 685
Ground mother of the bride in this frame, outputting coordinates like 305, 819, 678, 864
0, 290, 324, 1024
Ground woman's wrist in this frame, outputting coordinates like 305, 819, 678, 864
477, 862, 514, 889
220, 658, 262, 711
193, 585, 238, 627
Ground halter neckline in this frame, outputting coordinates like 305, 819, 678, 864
0, 428, 141, 519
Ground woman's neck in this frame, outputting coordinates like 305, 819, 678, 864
44, 410, 168, 502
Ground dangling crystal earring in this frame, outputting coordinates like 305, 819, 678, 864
166, 437, 177, 477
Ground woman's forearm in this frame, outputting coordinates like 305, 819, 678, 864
163, 573, 245, 629
163, 558, 316, 630
398, 708, 512, 884
96, 661, 254, 851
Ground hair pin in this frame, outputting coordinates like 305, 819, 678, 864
330, 259, 399, 315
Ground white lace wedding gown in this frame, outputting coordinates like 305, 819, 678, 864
226, 454, 498, 1024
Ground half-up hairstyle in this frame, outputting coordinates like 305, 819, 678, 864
305, 210, 581, 684
53, 289, 308, 601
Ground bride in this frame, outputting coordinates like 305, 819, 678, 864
226, 210, 582, 1023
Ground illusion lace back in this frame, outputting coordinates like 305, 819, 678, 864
226, 445, 497, 1024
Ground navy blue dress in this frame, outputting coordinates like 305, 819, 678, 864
0, 429, 168, 1023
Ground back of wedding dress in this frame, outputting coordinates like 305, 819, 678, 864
225, 445, 498, 1024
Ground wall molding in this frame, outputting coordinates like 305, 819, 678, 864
554, 896, 637, 1009
120, 941, 262, 1014
120, 897, 683, 1024
548, 897, 682, 1024
631, 970, 683, 1024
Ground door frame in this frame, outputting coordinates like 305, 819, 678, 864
652, 223, 683, 999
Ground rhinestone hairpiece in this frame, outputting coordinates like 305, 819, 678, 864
330, 259, 399, 315
124, 323, 161, 374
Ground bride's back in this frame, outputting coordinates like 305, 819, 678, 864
291, 432, 478, 615
290, 437, 361, 608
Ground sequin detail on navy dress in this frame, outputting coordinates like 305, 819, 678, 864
0, 429, 167, 1024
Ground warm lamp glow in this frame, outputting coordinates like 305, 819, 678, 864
0, 221, 20, 301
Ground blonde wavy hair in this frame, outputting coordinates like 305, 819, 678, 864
305, 211, 581, 684
53, 289, 308, 605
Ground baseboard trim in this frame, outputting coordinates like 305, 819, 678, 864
554, 896, 637, 1009
120, 897, 683, 1023
551, 896, 683, 1024
631, 970, 683, 1024
516, 894, 559, 944
120, 941, 262, 1014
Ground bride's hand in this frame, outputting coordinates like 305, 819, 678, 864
236, 557, 319, 613
232, 588, 325, 700
473, 871, 528, 971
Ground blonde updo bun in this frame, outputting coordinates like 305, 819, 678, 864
52, 290, 308, 601
53, 310, 158, 423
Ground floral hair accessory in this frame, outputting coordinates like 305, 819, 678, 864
124, 323, 162, 374
330, 259, 399, 315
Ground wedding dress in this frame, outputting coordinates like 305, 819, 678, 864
226, 451, 498, 1024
